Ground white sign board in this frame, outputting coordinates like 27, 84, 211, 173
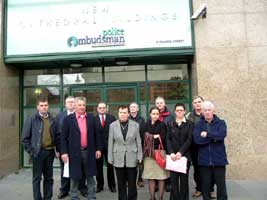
6, 0, 192, 56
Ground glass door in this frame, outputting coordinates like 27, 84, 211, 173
70, 84, 138, 117
105, 85, 137, 117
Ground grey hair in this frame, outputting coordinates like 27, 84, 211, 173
129, 102, 139, 108
75, 97, 86, 104
202, 101, 215, 111
155, 96, 165, 104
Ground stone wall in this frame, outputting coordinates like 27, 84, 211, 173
0, 1, 20, 177
193, 0, 267, 180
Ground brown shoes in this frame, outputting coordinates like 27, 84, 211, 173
192, 191, 202, 197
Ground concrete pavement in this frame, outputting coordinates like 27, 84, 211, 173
0, 168, 266, 200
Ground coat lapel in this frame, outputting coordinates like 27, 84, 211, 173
70, 114, 80, 134
125, 121, 133, 141
115, 121, 124, 141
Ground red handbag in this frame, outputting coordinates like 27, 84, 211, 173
154, 136, 166, 169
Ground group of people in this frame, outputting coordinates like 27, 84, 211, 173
21, 95, 228, 200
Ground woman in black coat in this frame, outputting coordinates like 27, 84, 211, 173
166, 103, 193, 200
143, 106, 169, 200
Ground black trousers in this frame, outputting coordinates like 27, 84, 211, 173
191, 148, 201, 192
59, 158, 70, 193
96, 149, 116, 189
199, 166, 228, 200
169, 162, 190, 200
32, 149, 54, 200
59, 157, 87, 194
115, 166, 137, 200
192, 148, 215, 193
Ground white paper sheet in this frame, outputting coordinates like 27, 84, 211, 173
165, 155, 187, 174
63, 162, 69, 178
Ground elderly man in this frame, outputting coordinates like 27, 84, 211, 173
61, 97, 102, 200
187, 96, 216, 199
21, 96, 58, 200
193, 101, 228, 200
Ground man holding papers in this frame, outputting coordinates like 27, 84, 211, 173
166, 103, 193, 200
61, 97, 102, 200
193, 101, 228, 200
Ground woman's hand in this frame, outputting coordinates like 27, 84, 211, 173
170, 153, 177, 161
153, 134, 160, 139
176, 152, 182, 160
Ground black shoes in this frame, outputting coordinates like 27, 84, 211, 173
109, 186, 117, 193
96, 187, 103, 193
80, 190, 88, 197
57, 192, 68, 199
165, 184, 171, 192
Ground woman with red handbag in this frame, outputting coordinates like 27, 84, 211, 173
143, 107, 169, 200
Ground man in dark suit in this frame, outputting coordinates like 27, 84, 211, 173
61, 97, 102, 200
129, 102, 146, 187
56, 96, 88, 199
95, 102, 117, 193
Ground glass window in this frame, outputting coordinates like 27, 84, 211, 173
149, 82, 189, 102
105, 65, 145, 82
72, 88, 102, 103
63, 67, 102, 84
24, 69, 60, 86
106, 87, 136, 103
147, 64, 188, 80
139, 82, 147, 102
24, 87, 61, 106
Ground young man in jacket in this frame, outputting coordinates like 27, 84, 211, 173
193, 101, 228, 200
21, 96, 58, 200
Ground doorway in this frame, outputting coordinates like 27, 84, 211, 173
70, 84, 139, 117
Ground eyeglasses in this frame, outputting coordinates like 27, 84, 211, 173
98, 107, 106, 109
175, 110, 185, 112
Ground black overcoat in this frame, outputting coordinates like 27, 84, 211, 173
61, 112, 101, 180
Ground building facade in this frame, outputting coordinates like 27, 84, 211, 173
0, 0, 266, 180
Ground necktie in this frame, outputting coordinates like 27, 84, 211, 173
101, 115, 105, 127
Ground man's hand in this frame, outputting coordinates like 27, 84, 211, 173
201, 131, 208, 138
61, 153, 69, 163
96, 150, 101, 159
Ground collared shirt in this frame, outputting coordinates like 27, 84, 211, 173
39, 112, 48, 118
176, 117, 186, 126
99, 114, 106, 120
99, 114, 106, 127
75, 112, 87, 148
67, 110, 74, 115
